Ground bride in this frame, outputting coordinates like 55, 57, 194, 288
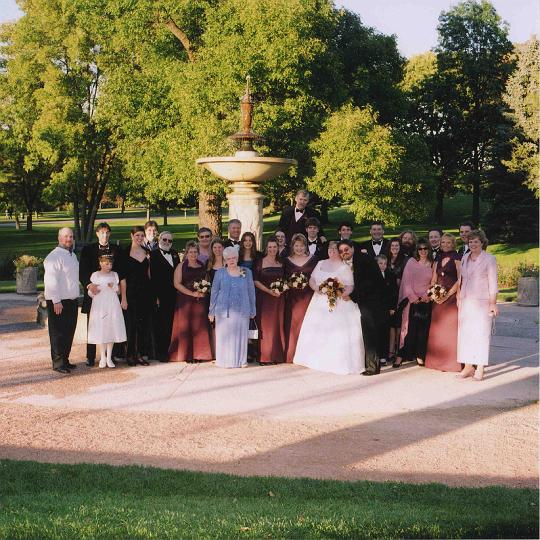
293, 241, 365, 375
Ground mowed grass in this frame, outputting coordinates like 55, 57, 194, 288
0, 460, 537, 539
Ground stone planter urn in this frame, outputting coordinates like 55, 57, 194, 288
16, 266, 38, 294
517, 277, 539, 306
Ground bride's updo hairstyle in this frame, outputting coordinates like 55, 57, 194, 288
326, 240, 340, 256
290, 233, 309, 255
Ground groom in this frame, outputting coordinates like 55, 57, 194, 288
338, 240, 384, 375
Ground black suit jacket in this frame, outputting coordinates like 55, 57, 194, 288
79, 242, 125, 314
278, 206, 325, 242
223, 239, 241, 249
457, 245, 469, 260
307, 238, 328, 261
350, 251, 386, 306
149, 249, 180, 303
381, 269, 399, 311
359, 238, 390, 259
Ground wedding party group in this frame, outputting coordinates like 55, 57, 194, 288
43, 190, 499, 381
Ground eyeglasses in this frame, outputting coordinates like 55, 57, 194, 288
198, 235, 211, 239
418, 247, 429, 251
161, 239, 173, 243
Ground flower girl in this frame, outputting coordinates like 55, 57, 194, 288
88, 255, 127, 368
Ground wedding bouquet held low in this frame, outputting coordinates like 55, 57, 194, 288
288, 271, 308, 290
427, 284, 447, 303
193, 279, 212, 295
269, 278, 289, 294
319, 277, 345, 312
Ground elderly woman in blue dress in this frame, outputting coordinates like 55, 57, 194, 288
208, 246, 256, 368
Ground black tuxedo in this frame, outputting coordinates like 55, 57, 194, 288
306, 238, 328, 260
359, 238, 390, 259
278, 206, 325, 243
350, 251, 386, 374
79, 242, 126, 362
378, 269, 399, 360
150, 248, 180, 361
457, 245, 470, 259
431, 247, 442, 263
223, 239, 241, 249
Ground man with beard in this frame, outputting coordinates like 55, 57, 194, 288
338, 240, 385, 375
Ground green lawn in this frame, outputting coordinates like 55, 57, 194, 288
0, 460, 537, 539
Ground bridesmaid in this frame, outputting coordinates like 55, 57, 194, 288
207, 238, 225, 282
124, 226, 152, 366
425, 233, 462, 372
388, 237, 408, 362
253, 236, 286, 365
275, 229, 288, 258
457, 229, 499, 381
169, 241, 213, 363
284, 233, 318, 363
238, 232, 258, 271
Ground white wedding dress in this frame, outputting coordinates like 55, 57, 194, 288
293, 260, 365, 375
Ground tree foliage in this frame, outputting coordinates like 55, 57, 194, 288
308, 104, 434, 226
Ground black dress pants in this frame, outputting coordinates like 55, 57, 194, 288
47, 299, 78, 369
154, 297, 175, 361
359, 302, 380, 374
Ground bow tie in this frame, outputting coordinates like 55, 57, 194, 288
160, 248, 171, 255
308, 240, 317, 246
230, 240, 240, 245
98, 244, 109, 251
295, 208, 304, 213
372, 240, 382, 246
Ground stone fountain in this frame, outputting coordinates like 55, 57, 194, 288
196, 77, 297, 248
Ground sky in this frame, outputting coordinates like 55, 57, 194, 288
1, 0, 538, 57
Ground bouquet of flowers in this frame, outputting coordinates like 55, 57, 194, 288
193, 279, 212, 295
427, 284, 447, 303
319, 277, 345, 312
269, 278, 289, 293
288, 271, 308, 290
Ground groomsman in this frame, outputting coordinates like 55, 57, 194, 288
150, 231, 180, 362
44, 228, 80, 374
79, 222, 125, 366
428, 228, 443, 262
143, 220, 159, 253
223, 219, 242, 249
360, 221, 389, 258
457, 221, 474, 258
338, 240, 385, 375
305, 218, 327, 260
336, 221, 361, 250
278, 189, 326, 243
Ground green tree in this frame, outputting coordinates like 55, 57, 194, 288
503, 36, 539, 198
436, 0, 514, 224
308, 104, 433, 226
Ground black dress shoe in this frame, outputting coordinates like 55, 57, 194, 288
86, 359, 95, 367
53, 367, 70, 374
66, 362, 77, 369
158, 359, 169, 363
137, 358, 150, 366
362, 371, 378, 376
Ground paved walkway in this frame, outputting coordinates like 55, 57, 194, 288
0, 297, 537, 487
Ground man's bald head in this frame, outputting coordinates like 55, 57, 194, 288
58, 228, 74, 250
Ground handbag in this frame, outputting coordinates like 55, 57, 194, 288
248, 318, 259, 340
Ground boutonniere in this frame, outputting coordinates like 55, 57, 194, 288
239, 268, 246, 278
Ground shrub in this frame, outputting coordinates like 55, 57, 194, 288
498, 262, 539, 288
0, 256, 15, 280
13, 255, 43, 275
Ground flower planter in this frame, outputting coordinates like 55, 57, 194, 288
517, 277, 539, 307
16, 266, 38, 294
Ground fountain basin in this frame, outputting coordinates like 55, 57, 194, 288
196, 152, 296, 184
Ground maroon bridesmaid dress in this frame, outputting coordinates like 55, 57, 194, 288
284, 256, 318, 363
254, 262, 286, 364
169, 261, 213, 362
425, 251, 461, 372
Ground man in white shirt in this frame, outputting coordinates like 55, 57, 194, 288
44, 227, 80, 374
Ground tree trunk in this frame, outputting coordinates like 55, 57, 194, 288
434, 179, 445, 225
472, 149, 480, 226
14, 213, 20, 231
121, 197, 125, 214
73, 198, 82, 241
162, 205, 168, 226
146, 205, 150, 222
25, 206, 33, 231
198, 192, 222, 237
319, 200, 329, 224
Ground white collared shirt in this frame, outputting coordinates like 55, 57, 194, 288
294, 208, 305, 222
44, 246, 80, 304
161, 250, 174, 266
372, 241, 382, 256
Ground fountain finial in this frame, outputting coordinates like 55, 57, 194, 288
230, 76, 264, 152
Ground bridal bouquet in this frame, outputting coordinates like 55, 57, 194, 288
193, 279, 212, 295
427, 283, 447, 303
288, 271, 308, 290
269, 278, 289, 293
319, 277, 345, 312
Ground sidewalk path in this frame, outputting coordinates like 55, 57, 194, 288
0, 299, 537, 487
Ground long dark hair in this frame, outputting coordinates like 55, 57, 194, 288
263, 235, 282, 263
388, 237, 406, 267
414, 237, 431, 262
239, 232, 257, 261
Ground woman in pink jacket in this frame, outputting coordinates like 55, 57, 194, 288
457, 229, 499, 380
